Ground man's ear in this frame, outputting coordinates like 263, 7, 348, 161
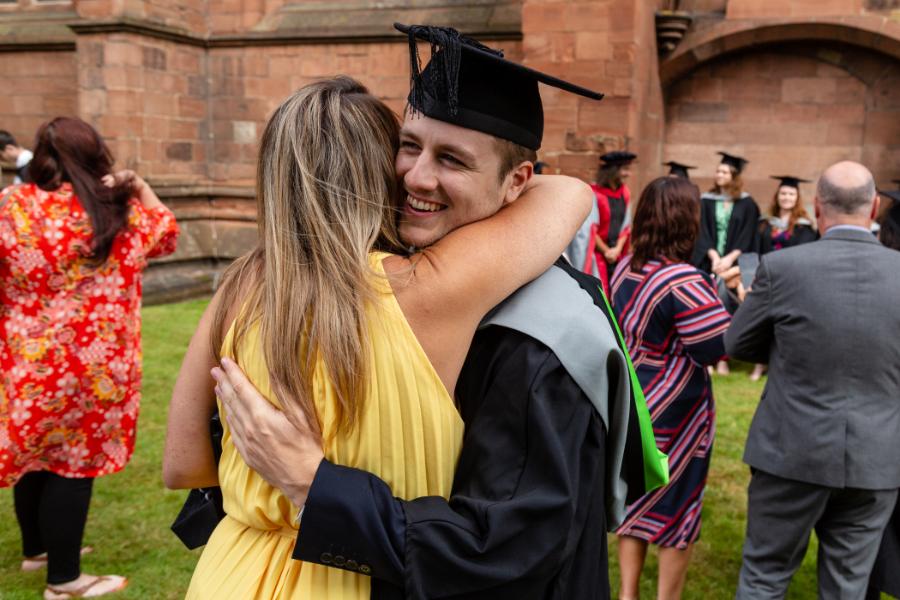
870, 194, 881, 221
502, 162, 534, 205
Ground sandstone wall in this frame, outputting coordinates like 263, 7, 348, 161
1, 0, 899, 302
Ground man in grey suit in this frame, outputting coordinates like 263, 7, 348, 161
727, 161, 900, 599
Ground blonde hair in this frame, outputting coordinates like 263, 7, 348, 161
212, 76, 403, 438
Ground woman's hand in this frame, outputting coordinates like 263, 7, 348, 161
102, 169, 146, 194
721, 265, 748, 303
604, 247, 621, 263
212, 357, 324, 508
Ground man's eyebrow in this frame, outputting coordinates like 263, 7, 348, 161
434, 142, 476, 165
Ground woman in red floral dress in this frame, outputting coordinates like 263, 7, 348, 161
0, 117, 178, 599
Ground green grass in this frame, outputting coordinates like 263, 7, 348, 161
607, 360, 824, 599
0, 299, 208, 599
0, 302, 854, 598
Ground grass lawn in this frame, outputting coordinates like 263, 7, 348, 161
0, 298, 853, 598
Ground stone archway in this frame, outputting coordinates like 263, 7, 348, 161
662, 37, 900, 204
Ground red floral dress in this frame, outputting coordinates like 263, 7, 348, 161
0, 183, 179, 486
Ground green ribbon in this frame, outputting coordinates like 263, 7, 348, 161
598, 285, 670, 493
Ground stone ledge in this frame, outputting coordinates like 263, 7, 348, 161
143, 258, 227, 305
0, 10, 76, 52
660, 16, 900, 85
0, 5, 521, 53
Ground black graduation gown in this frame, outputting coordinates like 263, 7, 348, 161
757, 220, 818, 254
867, 506, 900, 599
291, 261, 629, 600
294, 326, 608, 600
691, 194, 760, 272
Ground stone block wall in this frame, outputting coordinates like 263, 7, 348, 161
205, 40, 522, 185
75, 34, 209, 182
0, 50, 77, 155
665, 47, 884, 202
1, 0, 899, 301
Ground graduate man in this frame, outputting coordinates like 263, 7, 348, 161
208, 25, 666, 599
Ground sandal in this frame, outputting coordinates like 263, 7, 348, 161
22, 547, 94, 572
44, 574, 127, 599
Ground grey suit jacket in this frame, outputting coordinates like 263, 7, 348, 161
725, 227, 900, 489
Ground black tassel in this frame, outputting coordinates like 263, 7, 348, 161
404, 25, 504, 117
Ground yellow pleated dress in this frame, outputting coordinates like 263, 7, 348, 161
186, 252, 464, 599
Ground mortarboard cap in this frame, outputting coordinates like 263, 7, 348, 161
533, 161, 548, 174
878, 188, 900, 204
600, 151, 637, 167
717, 151, 748, 174
395, 23, 604, 151
771, 175, 812, 189
663, 161, 696, 179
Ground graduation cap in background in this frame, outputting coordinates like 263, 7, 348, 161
600, 151, 637, 167
717, 151, 749, 174
771, 175, 812, 189
878, 188, 900, 204
664, 161, 696, 179
395, 23, 604, 151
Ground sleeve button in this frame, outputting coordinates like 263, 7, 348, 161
333, 555, 346, 567
346, 560, 358, 571
320, 552, 333, 564
359, 564, 372, 575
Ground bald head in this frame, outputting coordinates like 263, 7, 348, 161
816, 161, 876, 216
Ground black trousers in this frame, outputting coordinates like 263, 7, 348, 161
13, 471, 94, 584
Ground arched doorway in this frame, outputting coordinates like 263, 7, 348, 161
663, 41, 899, 206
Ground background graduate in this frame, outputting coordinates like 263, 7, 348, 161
749, 175, 819, 380
664, 160, 696, 180
692, 151, 759, 375
758, 175, 818, 253
592, 151, 636, 294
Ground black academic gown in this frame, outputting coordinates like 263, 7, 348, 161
867, 504, 900, 599
757, 220, 818, 254
291, 260, 632, 600
692, 194, 760, 272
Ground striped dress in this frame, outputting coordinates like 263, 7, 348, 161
611, 258, 730, 549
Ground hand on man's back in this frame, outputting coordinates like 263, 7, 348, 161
212, 358, 324, 508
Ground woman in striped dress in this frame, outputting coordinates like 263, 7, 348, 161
612, 177, 731, 600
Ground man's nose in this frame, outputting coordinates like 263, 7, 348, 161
404, 154, 438, 194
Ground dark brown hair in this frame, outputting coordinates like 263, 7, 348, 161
768, 185, 811, 233
495, 137, 537, 183
630, 176, 700, 270
29, 117, 132, 265
597, 163, 623, 189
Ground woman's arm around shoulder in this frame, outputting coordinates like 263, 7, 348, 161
396, 174, 593, 324
163, 288, 229, 489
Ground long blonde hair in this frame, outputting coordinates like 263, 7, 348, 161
212, 77, 403, 437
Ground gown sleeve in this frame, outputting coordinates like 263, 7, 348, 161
293, 330, 606, 599
692, 198, 717, 272
790, 224, 818, 246
726, 196, 761, 255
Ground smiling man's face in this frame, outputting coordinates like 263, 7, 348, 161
395, 113, 517, 249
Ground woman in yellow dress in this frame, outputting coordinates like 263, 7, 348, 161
163, 77, 592, 599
